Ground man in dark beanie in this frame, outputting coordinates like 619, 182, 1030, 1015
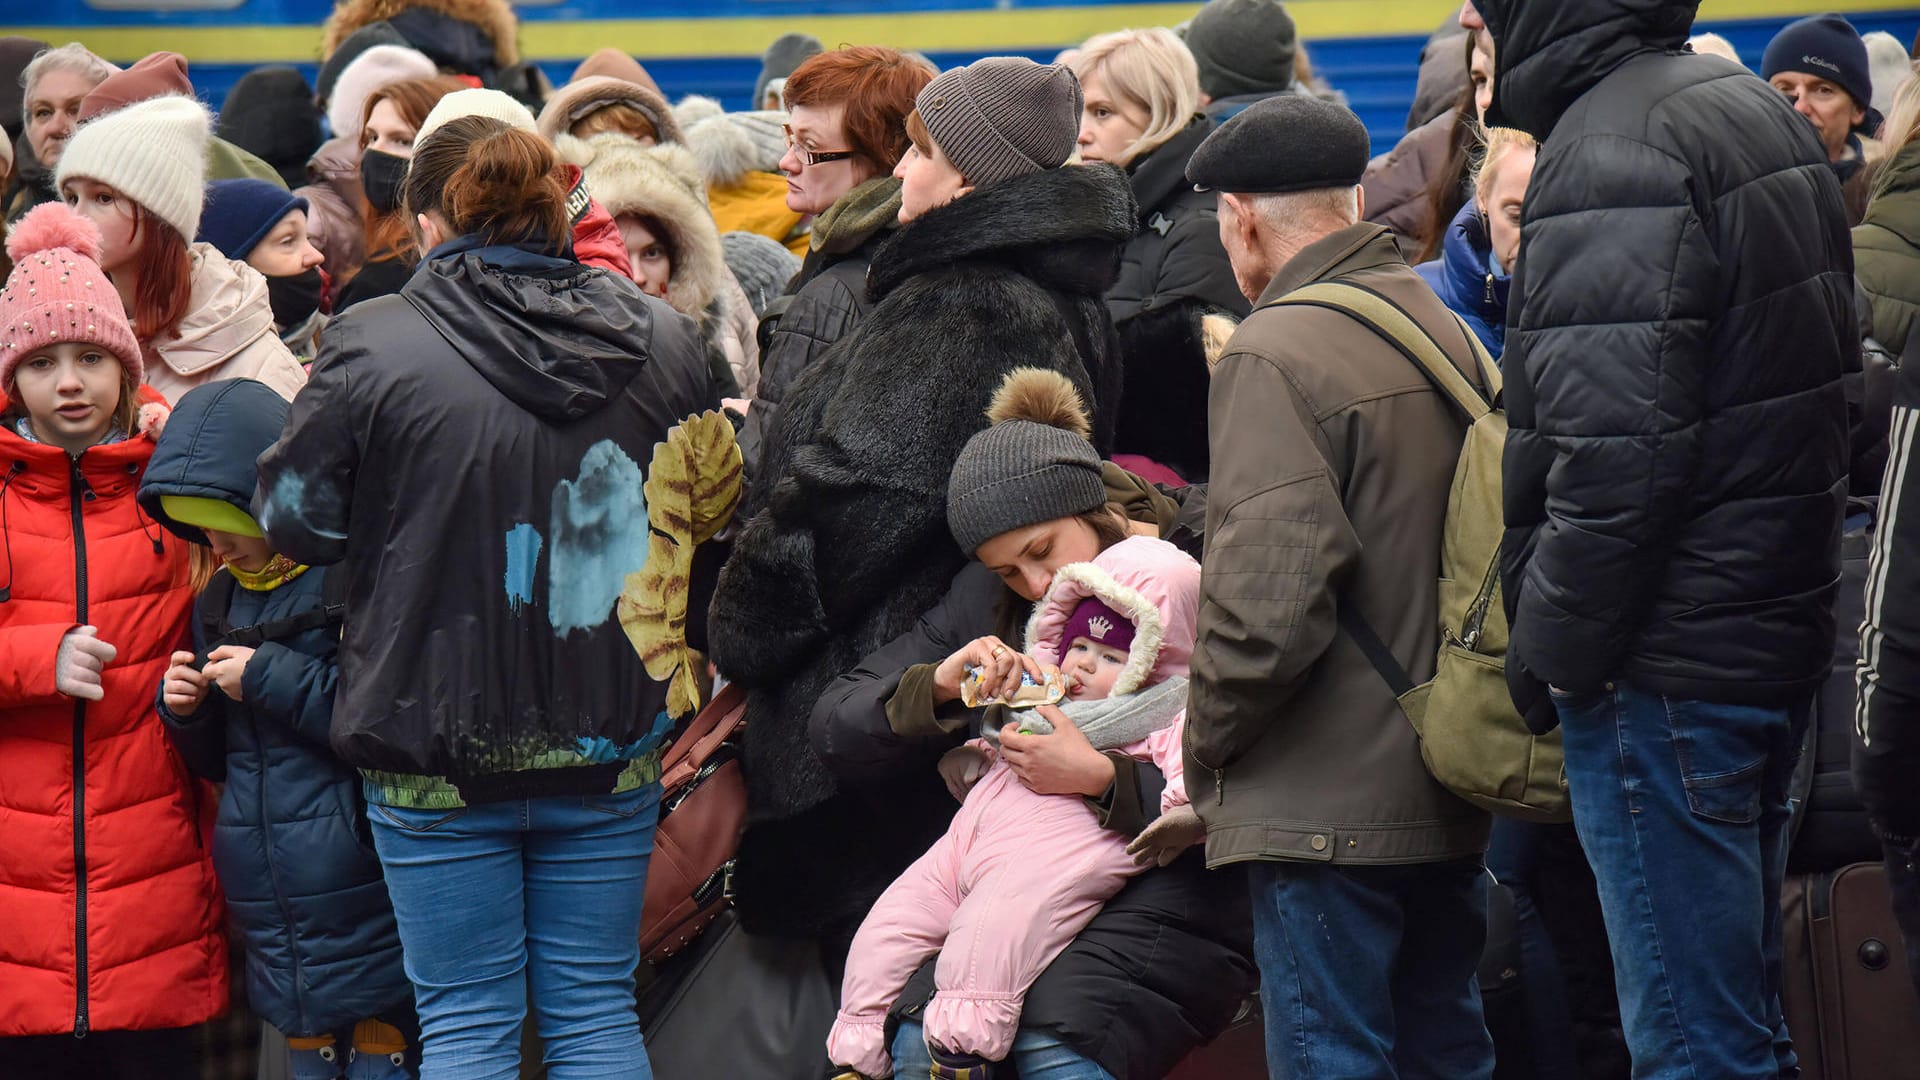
1182, 91, 1496, 1079
1764, 13, 1881, 222
218, 66, 323, 188
1185, 0, 1300, 122
1481, 0, 1851, 1075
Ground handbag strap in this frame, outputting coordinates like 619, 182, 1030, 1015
660, 682, 748, 792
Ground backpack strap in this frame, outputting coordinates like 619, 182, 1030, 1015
1262, 279, 1499, 700
1267, 281, 1501, 421
213, 568, 347, 649
197, 569, 241, 648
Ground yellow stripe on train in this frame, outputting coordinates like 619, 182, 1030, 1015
17, 0, 1915, 65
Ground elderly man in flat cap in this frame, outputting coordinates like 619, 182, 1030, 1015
1182, 93, 1496, 1079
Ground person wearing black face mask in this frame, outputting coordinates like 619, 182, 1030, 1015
198, 180, 330, 363
360, 146, 407, 217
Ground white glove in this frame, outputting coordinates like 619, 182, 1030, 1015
55, 626, 118, 702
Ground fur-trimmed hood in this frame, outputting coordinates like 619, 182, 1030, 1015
322, 0, 518, 71
537, 75, 682, 146
1024, 535, 1200, 697
868, 163, 1136, 302
556, 132, 727, 323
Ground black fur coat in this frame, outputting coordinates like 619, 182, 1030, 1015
706, 163, 1135, 936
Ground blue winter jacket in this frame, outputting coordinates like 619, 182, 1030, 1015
142, 380, 409, 1037
1414, 200, 1509, 360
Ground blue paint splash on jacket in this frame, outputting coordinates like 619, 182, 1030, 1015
547, 440, 648, 635
503, 523, 543, 613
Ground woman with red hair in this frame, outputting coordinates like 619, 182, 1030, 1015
334, 75, 466, 313
56, 95, 305, 403
735, 45, 934, 474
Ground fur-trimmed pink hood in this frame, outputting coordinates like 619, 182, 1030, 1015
1024, 535, 1200, 697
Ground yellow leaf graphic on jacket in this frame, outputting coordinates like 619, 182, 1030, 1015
619, 411, 744, 718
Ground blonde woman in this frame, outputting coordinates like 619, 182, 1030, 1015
1414, 125, 1536, 360
1856, 65, 1920, 355
1071, 28, 1247, 483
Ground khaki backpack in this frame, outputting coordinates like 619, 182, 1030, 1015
1272, 281, 1570, 823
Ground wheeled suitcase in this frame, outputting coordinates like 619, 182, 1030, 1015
1781, 861, 1920, 1079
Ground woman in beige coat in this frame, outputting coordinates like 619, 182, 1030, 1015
56, 95, 303, 402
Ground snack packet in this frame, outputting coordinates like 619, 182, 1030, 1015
960, 664, 1066, 709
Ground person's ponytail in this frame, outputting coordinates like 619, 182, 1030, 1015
406, 117, 571, 255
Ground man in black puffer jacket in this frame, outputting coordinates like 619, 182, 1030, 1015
1483, 0, 1852, 1075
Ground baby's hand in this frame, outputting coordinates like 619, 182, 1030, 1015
162, 651, 211, 714
938, 745, 992, 803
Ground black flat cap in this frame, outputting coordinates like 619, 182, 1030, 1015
1187, 93, 1372, 194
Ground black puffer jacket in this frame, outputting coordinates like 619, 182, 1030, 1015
1106, 117, 1249, 481
255, 237, 712, 796
1487, 0, 1853, 704
707, 164, 1134, 937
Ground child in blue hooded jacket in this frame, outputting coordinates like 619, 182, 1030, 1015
141, 378, 414, 1080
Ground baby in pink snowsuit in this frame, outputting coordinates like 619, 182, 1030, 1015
827, 535, 1202, 1078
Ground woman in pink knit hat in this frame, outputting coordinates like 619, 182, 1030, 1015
0, 200, 228, 1076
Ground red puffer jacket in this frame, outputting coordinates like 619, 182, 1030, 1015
0, 392, 228, 1038
567, 164, 633, 278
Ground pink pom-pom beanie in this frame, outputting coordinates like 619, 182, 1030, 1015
0, 201, 143, 393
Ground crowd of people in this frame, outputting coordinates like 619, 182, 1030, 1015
2, 0, 1919, 1077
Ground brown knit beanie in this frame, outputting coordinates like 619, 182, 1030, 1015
917, 58, 1082, 189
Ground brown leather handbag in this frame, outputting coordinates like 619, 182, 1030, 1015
641, 683, 749, 965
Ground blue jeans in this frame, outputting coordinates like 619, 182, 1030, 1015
367, 784, 660, 1080
1248, 857, 1494, 1080
890, 1021, 1114, 1079
1553, 683, 1801, 1080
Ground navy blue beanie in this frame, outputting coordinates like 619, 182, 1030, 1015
197, 179, 308, 261
1762, 14, 1882, 132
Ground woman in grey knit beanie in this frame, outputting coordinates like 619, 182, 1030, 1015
895, 56, 1085, 222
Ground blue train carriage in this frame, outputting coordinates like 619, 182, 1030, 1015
11, 0, 1920, 155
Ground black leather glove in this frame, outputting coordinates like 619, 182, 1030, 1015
1506, 653, 1561, 736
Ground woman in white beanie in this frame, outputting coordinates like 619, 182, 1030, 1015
556, 131, 760, 398
56, 94, 306, 403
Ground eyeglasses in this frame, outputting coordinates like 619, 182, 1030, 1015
783, 124, 857, 167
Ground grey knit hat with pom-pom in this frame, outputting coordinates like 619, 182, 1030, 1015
947, 368, 1108, 554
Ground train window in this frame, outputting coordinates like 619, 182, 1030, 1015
83, 0, 246, 9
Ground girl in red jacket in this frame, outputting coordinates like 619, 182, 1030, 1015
0, 202, 228, 1077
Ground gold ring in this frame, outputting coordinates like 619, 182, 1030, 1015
992, 646, 1007, 658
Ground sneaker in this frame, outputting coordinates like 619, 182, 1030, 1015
927, 1046, 998, 1080
288, 1044, 345, 1080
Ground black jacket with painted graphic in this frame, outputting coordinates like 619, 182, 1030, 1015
254, 236, 712, 797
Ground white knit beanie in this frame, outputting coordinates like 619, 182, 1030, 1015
56, 95, 212, 242
327, 43, 438, 140
415, 88, 537, 148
